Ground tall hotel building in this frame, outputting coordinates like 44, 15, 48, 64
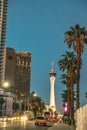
0, 0, 8, 87
4, 47, 16, 92
15, 52, 31, 104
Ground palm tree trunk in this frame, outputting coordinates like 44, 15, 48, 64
67, 70, 72, 122
70, 78, 74, 124
67, 86, 71, 121
68, 69, 75, 124
76, 53, 81, 109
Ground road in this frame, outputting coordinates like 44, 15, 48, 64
0, 120, 75, 130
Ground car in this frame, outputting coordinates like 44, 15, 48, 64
52, 117, 58, 122
47, 117, 58, 122
35, 116, 47, 126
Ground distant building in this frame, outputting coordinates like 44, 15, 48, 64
0, 0, 8, 87
15, 52, 31, 105
4, 47, 16, 92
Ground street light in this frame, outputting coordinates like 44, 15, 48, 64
33, 93, 37, 97
3, 82, 9, 88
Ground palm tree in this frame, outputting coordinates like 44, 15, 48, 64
58, 51, 77, 121
61, 89, 76, 106
65, 24, 87, 109
61, 90, 68, 103
60, 73, 71, 115
29, 91, 45, 117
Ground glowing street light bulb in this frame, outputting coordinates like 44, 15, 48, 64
34, 93, 37, 97
3, 82, 9, 88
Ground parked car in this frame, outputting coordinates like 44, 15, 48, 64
35, 116, 47, 126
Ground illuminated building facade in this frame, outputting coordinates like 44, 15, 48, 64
0, 0, 8, 87
15, 52, 31, 105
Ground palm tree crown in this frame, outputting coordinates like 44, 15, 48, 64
58, 51, 77, 73
65, 24, 87, 53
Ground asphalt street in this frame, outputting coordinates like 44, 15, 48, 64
0, 120, 76, 130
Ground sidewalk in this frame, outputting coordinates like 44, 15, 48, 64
52, 122, 76, 130
65, 124, 76, 130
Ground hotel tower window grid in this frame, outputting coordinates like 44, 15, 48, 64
15, 52, 31, 104
0, 0, 8, 87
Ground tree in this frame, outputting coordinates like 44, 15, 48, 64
29, 91, 45, 117
65, 24, 87, 109
13, 102, 20, 111
58, 51, 77, 121
61, 90, 68, 103
60, 73, 71, 111
61, 90, 76, 105
0, 97, 5, 106
0, 97, 5, 116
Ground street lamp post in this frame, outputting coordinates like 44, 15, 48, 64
32, 92, 37, 118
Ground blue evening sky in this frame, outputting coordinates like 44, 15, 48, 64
6, 0, 87, 112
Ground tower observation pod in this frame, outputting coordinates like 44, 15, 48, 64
49, 62, 56, 112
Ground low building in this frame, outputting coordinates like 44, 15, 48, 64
0, 88, 17, 116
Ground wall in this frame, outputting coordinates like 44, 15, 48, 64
75, 104, 87, 130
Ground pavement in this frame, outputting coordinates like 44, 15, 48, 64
51, 122, 76, 130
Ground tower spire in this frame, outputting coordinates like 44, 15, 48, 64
52, 61, 54, 71
49, 62, 56, 77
